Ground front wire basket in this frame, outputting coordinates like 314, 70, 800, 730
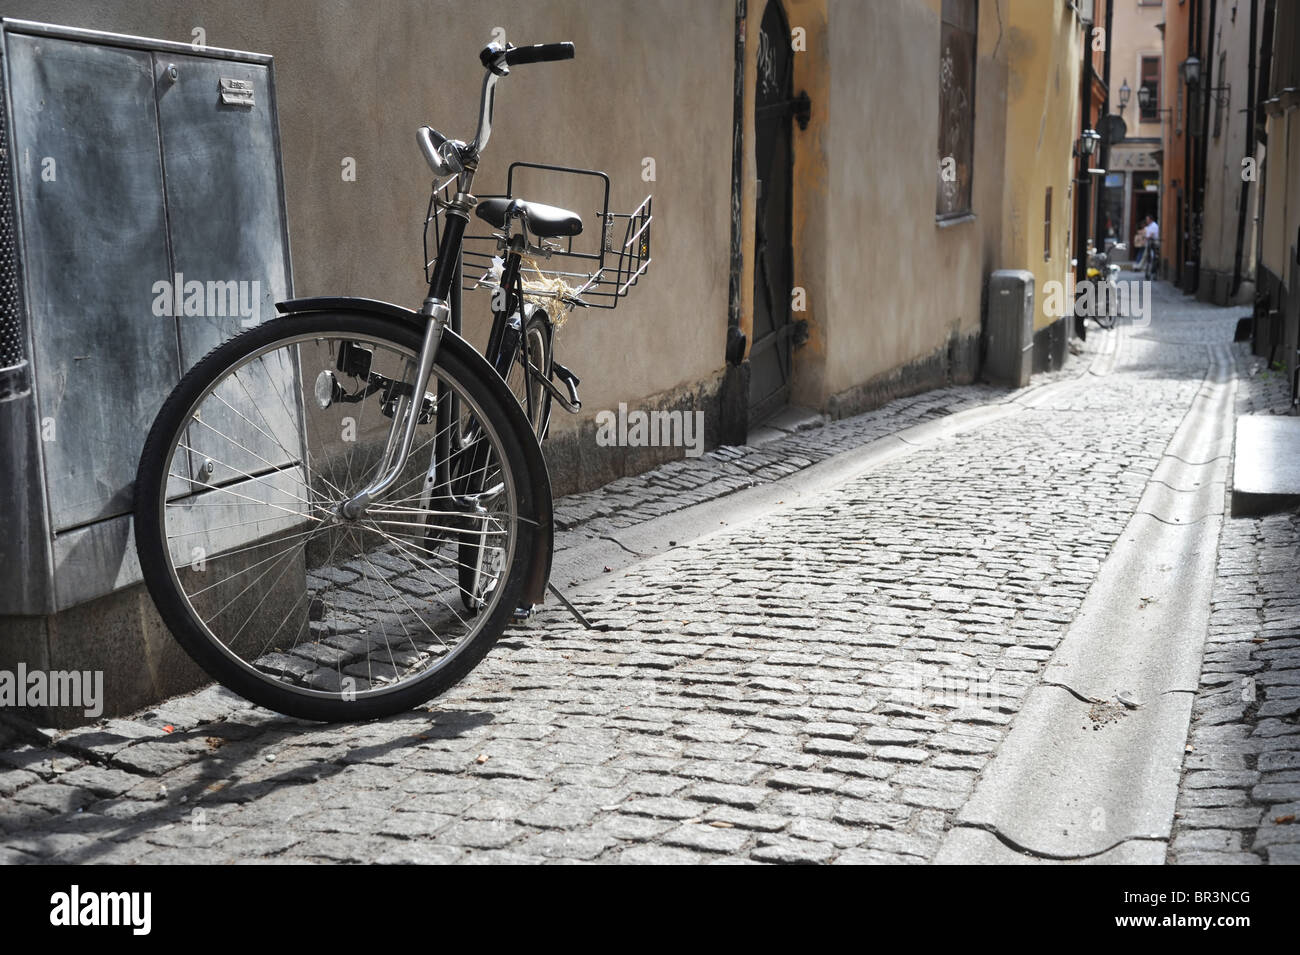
423, 161, 651, 310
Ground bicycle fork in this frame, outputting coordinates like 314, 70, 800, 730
340, 186, 475, 520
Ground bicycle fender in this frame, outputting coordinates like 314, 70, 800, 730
275, 297, 555, 604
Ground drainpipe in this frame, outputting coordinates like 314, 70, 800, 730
1192, 0, 1218, 294
1250, 0, 1276, 331
1094, 0, 1115, 245
1181, 0, 1197, 288
1231, 0, 1259, 297
1074, 8, 1093, 342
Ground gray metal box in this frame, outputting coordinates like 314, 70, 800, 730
0, 19, 294, 615
985, 269, 1034, 388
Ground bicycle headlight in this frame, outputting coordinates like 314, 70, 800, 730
418, 125, 463, 177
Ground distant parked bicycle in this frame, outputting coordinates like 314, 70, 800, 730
1143, 239, 1159, 281
134, 40, 651, 721
1085, 240, 1125, 329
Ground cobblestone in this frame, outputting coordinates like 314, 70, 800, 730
0, 287, 1274, 863
1169, 336, 1300, 865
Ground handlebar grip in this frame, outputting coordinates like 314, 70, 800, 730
503, 42, 575, 66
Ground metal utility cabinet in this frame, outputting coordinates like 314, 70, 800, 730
984, 269, 1035, 388
0, 20, 294, 722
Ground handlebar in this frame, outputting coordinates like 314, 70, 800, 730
479, 40, 574, 73
423, 40, 575, 180
503, 42, 575, 66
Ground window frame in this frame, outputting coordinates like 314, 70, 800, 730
936, 0, 979, 221
1044, 186, 1053, 262
1139, 54, 1162, 123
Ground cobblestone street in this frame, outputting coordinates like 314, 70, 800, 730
1169, 348, 1300, 865
1, 283, 1296, 865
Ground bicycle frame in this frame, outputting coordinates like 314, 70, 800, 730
340, 54, 509, 520
481, 233, 581, 419
272, 42, 576, 607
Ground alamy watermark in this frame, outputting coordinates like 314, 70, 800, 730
151, 273, 261, 327
0, 664, 103, 718
50, 885, 151, 935
1042, 278, 1152, 327
892, 663, 1005, 711
595, 402, 705, 458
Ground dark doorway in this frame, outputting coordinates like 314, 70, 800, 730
1130, 172, 1160, 243
749, 0, 795, 424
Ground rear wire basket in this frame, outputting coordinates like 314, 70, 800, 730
424, 161, 651, 310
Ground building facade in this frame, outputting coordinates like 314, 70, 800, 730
1101, 0, 1164, 263
0, 0, 1105, 717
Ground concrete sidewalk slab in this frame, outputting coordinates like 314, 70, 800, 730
1230, 414, 1300, 517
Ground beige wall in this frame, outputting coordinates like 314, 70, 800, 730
1104, 0, 1164, 260
806, 0, 1006, 402
5, 0, 1100, 452
3, 0, 735, 439
1198, 0, 1264, 300
1108, 0, 1164, 142
1259, 112, 1296, 283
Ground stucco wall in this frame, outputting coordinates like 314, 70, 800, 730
1197, 0, 1263, 297
815, 0, 1004, 402
1107, 0, 1163, 144
1259, 110, 1297, 283
2, 0, 734, 438
999, 0, 1081, 334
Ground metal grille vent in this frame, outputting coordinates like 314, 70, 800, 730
0, 63, 31, 401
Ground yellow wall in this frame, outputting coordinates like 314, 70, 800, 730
1259, 109, 1297, 283
792, 0, 1010, 405
1000, 0, 1083, 331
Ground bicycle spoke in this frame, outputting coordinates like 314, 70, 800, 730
147, 321, 527, 718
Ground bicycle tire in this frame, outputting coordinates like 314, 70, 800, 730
506, 306, 554, 440
458, 307, 552, 613
133, 311, 540, 721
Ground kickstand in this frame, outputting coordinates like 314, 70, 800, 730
547, 582, 593, 630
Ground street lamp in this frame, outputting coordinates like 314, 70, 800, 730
1137, 84, 1154, 111
1118, 79, 1131, 117
1181, 55, 1201, 87
1076, 128, 1101, 158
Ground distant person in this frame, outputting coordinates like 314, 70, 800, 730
1133, 217, 1151, 269
1142, 218, 1160, 279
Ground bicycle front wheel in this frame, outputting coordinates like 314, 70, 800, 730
133, 312, 538, 721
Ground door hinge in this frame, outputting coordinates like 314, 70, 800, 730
756, 90, 811, 130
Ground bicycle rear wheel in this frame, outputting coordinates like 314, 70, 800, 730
133, 312, 539, 721
505, 307, 554, 440
456, 306, 552, 613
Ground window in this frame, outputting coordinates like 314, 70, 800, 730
937, 0, 978, 218
1044, 187, 1052, 261
1139, 55, 1161, 122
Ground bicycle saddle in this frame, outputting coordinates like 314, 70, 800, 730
475, 197, 582, 238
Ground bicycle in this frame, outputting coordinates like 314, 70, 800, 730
133, 40, 650, 722
1085, 240, 1124, 330
1143, 239, 1159, 281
